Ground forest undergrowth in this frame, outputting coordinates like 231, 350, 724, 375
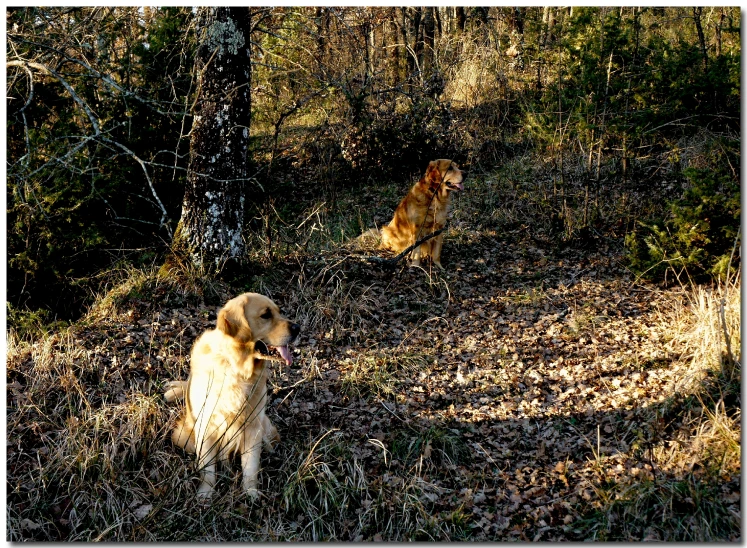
6, 166, 741, 541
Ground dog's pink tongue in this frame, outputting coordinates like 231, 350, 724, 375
274, 345, 293, 365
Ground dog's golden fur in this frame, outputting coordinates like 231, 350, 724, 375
164, 293, 299, 501
380, 159, 464, 269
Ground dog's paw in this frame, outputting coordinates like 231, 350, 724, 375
242, 476, 260, 500
263, 429, 281, 452
195, 485, 213, 505
433, 262, 444, 271
163, 380, 187, 403
263, 435, 280, 452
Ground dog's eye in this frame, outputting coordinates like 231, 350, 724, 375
260, 309, 272, 320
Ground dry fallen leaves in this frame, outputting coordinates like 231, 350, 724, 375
6, 227, 740, 541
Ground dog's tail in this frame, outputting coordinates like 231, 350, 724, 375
164, 380, 187, 403
359, 227, 381, 241
346, 227, 383, 251
348, 227, 382, 250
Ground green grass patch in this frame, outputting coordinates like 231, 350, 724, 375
340, 351, 427, 400
391, 425, 471, 467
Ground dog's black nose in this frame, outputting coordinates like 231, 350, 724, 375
290, 323, 300, 339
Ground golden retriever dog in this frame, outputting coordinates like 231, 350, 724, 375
380, 159, 464, 269
164, 293, 299, 501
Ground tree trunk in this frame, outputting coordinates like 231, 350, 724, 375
173, 7, 252, 268
364, 10, 373, 85
536, 7, 554, 90
506, 7, 525, 65
400, 7, 411, 89
388, 7, 407, 87
473, 7, 489, 28
510, 6, 524, 35
541, 6, 555, 47
693, 7, 708, 69
421, 7, 435, 78
411, 7, 423, 79
315, 7, 328, 69
455, 7, 466, 33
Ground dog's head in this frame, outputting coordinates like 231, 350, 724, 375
216, 293, 300, 365
424, 159, 465, 193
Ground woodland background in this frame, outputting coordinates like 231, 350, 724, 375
6, 6, 742, 541
7, 6, 740, 325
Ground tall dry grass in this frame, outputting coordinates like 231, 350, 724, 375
587, 272, 741, 541
681, 270, 741, 384
5, 257, 431, 540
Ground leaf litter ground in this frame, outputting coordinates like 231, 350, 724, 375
7, 222, 739, 541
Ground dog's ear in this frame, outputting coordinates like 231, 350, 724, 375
217, 307, 238, 337
217, 299, 253, 343
425, 161, 442, 186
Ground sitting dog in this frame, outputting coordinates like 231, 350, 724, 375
164, 293, 299, 501
380, 159, 464, 269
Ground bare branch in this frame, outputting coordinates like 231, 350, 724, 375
99, 137, 173, 238
7, 60, 101, 135
8, 38, 192, 117
7, 59, 176, 237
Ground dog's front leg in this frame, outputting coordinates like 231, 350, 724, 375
262, 415, 280, 451
240, 417, 264, 500
409, 240, 422, 268
430, 235, 445, 270
195, 440, 218, 501
172, 413, 197, 454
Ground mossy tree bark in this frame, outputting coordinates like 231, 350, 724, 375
173, 7, 252, 269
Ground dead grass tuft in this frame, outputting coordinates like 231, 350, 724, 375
682, 271, 741, 384
87, 262, 225, 322
340, 351, 427, 400
281, 267, 378, 345
584, 272, 741, 541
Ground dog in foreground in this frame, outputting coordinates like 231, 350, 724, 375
164, 293, 299, 501
380, 159, 465, 269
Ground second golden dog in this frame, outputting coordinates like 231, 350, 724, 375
380, 159, 464, 269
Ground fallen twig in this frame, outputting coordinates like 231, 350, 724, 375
301, 226, 448, 273
364, 227, 446, 267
